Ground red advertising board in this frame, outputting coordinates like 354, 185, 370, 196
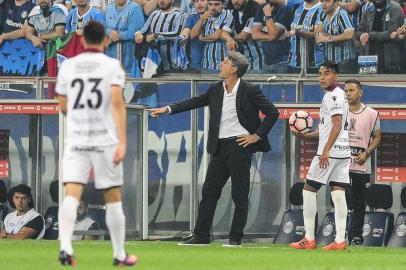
376, 133, 406, 182
0, 103, 58, 114
0, 160, 9, 177
278, 107, 406, 120
298, 138, 318, 180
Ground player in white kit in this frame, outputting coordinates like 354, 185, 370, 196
291, 62, 350, 251
55, 21, 137, 266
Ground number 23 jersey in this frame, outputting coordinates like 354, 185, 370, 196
56, 51, 125, 147
318, 86, 350, 159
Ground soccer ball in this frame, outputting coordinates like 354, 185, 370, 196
289, 110, 313, 134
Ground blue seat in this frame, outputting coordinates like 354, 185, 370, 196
316, 188, 353, 246
362, 184, 394, 247
387, 187, 406, 247
273, 182, 318, 244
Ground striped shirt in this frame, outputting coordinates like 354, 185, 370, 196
289, 2, 324, 69
319, 7, 355, 64
232, 0, 264, 70
339, 0, 365, 28
140, 8, 185, 71
201, 9, 234, 70
66, 7, 105, 32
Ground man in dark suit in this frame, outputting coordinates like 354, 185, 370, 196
147, 51, 279, 246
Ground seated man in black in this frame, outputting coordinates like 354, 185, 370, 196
0, 180, 9, 230
0, 184, 44, 239
43, 180, 59, 240
72, 199, 100, 240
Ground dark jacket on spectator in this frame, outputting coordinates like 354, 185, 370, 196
356, 1, 405, 72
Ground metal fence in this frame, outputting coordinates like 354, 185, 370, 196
0, 75, 405, 240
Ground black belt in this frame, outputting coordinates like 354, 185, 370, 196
218, 136, 239, 143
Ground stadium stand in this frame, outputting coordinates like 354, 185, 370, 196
387, 186, 406, 247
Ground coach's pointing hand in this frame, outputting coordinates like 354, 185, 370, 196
146, 107, 169, 118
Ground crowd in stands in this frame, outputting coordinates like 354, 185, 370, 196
1, 0, 406, 75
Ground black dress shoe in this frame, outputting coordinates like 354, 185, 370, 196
351, 236, 363, 246
222, 239, 242, 247
178, 236, 210, 246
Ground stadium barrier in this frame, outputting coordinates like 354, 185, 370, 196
1, 76, 406, 240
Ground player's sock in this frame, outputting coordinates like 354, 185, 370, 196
106, 201, 126, 261
59, 196, 79, 255
303, 189, 317, 240
331, 190, 348, 243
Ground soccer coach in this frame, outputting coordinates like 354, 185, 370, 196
147, 51, 279, 246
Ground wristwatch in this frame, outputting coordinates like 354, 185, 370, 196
264, 15, 273, 21
328, 35, 333, 43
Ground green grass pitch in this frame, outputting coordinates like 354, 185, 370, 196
1, 240, 406, 269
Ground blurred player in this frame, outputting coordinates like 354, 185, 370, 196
291, 62, 350, 250
56, 20, 136, 266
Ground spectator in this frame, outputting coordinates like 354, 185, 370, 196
356, 0, 404, 73
252, 1, 292, 73
338, 0, 366, 28
344, 79, 381, 246
0, 0, 35, 46
66, 0, 105, 34
185, 0, 233, 71
72, 200, 100, 240
180, 0, 208, 71
181, 0, 195, 15
230, 0, 265, 71
25, 0, 67, 48
43, 180, 59, 240
0, 180, 9, 230
0, 3, 4, 34
135, 0, 185, 72
138, 0, 159, 16
105, 0, 144, 73
315, 0, 356, 73
287, 0, 324, 73
0, 184, 45, 239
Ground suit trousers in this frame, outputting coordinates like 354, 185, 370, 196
349, 172, 371, 240
194, 138, 253, 241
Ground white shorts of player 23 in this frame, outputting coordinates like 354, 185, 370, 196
307, 157, 350, 185
62, 144, 123, 189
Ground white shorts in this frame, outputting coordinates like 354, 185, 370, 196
62, 144, 123, 189
306, 156, 350, 186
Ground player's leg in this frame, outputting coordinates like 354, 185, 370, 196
349, 172, 369, 245
291, 156, 330, 249
59, 147, 90, 265
59, 183, 84, 264
103, 187, 136, 266
93, 145, 136, 266
323, 158, 351, 251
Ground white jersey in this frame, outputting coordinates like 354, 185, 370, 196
317, 86, 350, 158
56, 51, 125, 147
4, 209, 45, 239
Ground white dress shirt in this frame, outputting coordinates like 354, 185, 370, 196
218, 79, 249, 139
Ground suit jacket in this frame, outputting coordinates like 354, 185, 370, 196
169, 79, 280, 154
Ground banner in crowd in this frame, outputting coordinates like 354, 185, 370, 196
46, 32, 85, 98
0, 39, 45, 76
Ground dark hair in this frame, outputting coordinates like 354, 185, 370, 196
320, 61, 339, 74
0, 180, 7, 203
49, 180, 59, 203
228, 51, 249, 78
208, 0, 225, 2
345, 79, 363, 91
83, 21, 105, 45
8, 184, 34, 209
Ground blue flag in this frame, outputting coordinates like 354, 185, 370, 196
0, 39, 45, 76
